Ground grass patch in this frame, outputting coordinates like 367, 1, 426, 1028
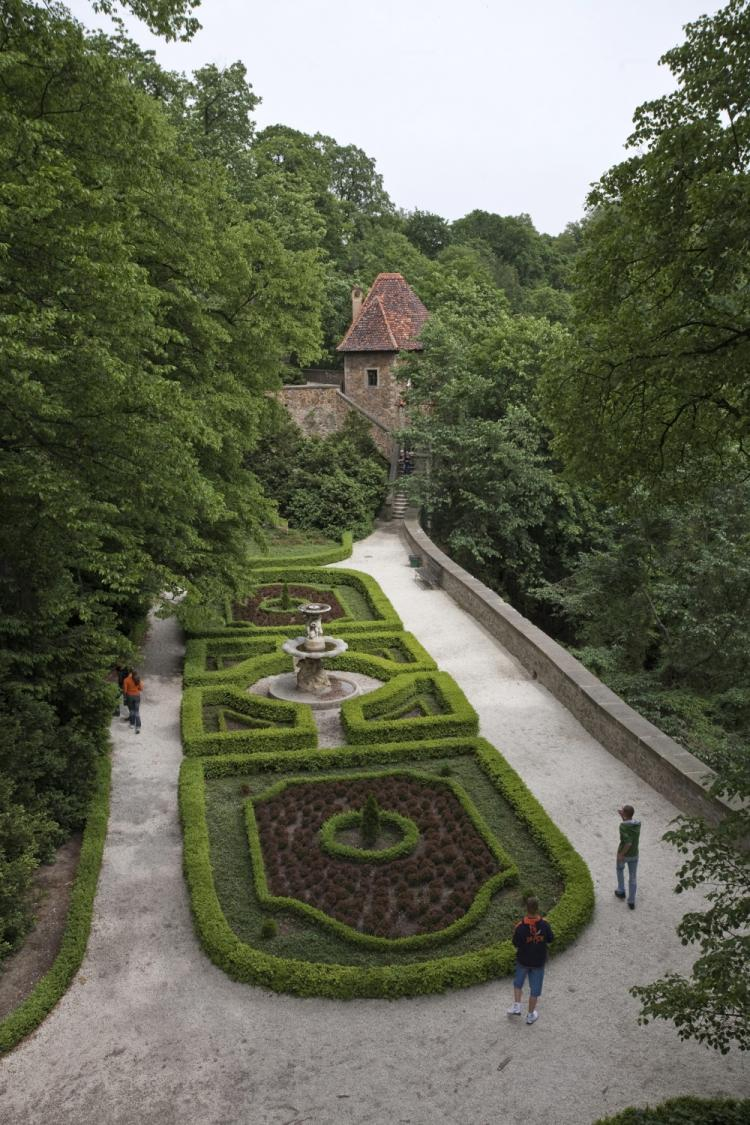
332, 584, 375, 620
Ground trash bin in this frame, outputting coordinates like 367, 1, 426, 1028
408, 555, 422, 568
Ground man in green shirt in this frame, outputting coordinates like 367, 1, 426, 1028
615, 804, 641, 910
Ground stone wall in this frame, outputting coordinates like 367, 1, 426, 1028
400, 515, 732, 824
343, 352, 403, 433
277, 384, 394, 462
277, 384, 349, 440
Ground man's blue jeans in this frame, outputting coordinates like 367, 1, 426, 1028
616, 858, 638, 904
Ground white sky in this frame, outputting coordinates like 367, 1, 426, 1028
64, 0, 715, 234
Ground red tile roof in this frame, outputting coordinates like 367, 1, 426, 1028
337, 273, 429, 352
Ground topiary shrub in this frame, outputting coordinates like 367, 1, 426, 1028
260, 916, 278, 940
361, 793, 380, 847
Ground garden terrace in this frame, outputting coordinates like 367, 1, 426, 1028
183, 631, 437, 690
181, 568, 401, 638
179, 551, 593, 997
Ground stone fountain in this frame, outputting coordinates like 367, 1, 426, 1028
267, 602, 359, 709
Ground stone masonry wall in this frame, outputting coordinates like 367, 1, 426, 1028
343, 352, 403, 433
277, 384, 394, 461
400, 515, 732, 824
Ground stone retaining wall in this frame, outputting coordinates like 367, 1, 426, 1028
401, 516, 731, 823
277, 385, 394, 462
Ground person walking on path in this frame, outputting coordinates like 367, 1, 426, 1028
123, 669, 144, 734
507, 895, 554, 1024
615, 804, 641, 909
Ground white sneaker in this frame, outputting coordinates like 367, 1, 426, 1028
526, 1011, 538, 1025
506, 1002, 522, 1015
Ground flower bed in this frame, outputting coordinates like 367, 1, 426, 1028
179, 738, 594, 996
249, 771, 515, 941
231, 585, 345, 627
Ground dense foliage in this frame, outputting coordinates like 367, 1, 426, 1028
593, 1096, 750, 1125
630, 752, 749, 1055
0, 0, 324, 957
252, 407, 388, 540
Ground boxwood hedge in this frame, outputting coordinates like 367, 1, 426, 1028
183, 631, 436, 689
340, 672, 479, 743
178, 737, 594, 997
246, 531, 353, 569
0, 754, 111, 1054
181, 683, 317, 757
183, 568, 401, 638
593, 1098, 750, 1124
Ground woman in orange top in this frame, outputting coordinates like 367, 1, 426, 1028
123, 670, 143, 734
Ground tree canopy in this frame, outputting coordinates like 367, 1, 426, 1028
544, 0, 750, 496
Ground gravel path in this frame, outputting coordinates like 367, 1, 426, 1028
1, 524, 746, 1124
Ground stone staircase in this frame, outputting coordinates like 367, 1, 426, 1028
391, 490, 408, 520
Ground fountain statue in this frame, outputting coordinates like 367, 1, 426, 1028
268, 601, 359, 708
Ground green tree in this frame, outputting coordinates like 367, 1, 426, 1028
631, 753, 749, 1054
403, 209, 452, 258
544, 0, 750, 495
400, 289, 594, 623
0, 1, 322, 953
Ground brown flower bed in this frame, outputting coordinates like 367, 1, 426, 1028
232, 585, 345, 627
253, 776, 501, 939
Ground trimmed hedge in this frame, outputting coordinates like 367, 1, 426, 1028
341, 672, 479, 743
246, 531, 353, 569
183, 631, 436, 689
593, 1098, 750, 1124
178, 736, 594, 997
183, 636, 281, 688
183, 568, 401, 638
181, 683, 317, 757
319, 808, 420, 863
242, 767, 518, 952
0, 753, 111, 1054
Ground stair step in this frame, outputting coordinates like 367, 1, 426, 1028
391, 491, 408, 520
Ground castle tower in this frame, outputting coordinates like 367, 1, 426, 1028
336, 273, 429, 433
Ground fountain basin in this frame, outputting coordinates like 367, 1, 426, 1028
268, 672, 359, 710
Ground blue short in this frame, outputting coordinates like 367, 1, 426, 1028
513, 962, 545, 997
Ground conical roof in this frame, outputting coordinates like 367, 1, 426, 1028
337, 273, 429, 352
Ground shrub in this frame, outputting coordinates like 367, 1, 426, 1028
181, 685, 317, 757
361, 793, 380, 847
341, 672, 479, 744
593, 1096, 750, 1124
0, 755, 110, 1054
260, 917, 277, 940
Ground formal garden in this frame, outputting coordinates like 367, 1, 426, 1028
178, 552, 595, 998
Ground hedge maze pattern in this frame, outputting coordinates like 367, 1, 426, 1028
179, 560, 595, 997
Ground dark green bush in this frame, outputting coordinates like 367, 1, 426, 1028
361, 793, 380, 847
260, 916, 277, 940
0, 755, 110, 1054
181, 684, 317, 756
593, 1096, 750, 1124
0, 778, 56, 961
341, 672, 479, 743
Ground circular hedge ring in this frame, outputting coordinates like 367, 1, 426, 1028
320, 809, 419, 863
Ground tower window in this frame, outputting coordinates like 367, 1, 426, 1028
367, 368, 379, 387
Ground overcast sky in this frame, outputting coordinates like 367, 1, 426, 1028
65, 0, 715, 234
